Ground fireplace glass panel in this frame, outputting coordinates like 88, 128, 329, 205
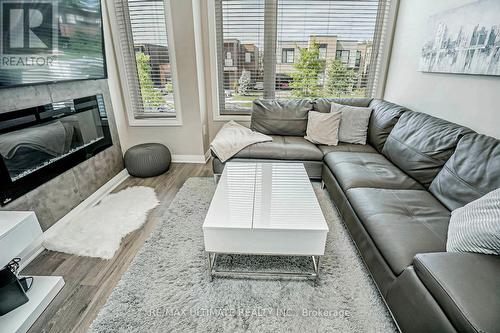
0, 95, 109, 182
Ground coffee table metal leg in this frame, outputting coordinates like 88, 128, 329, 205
312, 255, 321, 285
207, 252, 213, 282
208, 253, 321, 283
316, 256, 321, 285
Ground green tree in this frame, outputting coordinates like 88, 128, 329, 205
324, 59, 358, 97
136, 52, 164, 111
231, 80, 239, 91
238, 70, 252, 96
165, 82, 174, 94
289, 41, 325, 98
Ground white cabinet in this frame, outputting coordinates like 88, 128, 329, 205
0, 211, 64, 333
0, 212, 42, 268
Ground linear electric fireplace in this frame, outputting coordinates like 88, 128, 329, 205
0, 95, 113, 206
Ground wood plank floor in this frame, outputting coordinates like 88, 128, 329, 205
21, 162, 213, 333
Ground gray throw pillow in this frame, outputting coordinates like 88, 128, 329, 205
446, 188, 500, 255
304, 111, 341, 146
330, 102, 372, 145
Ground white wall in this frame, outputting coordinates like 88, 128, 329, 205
384, 0, 500, 139
103, 0, 210, 162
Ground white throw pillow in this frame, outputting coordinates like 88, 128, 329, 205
446, 188, 500, 255
304, 111, 342, 146
330, 102, 372, 145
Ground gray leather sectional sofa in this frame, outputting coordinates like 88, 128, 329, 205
212, 98, 500, 333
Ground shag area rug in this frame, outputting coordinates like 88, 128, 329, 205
44, 186, 159, 259
89, 178, 396, 332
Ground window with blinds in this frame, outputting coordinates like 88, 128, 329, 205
213, 0, 393, 115
113, 0, 177, 118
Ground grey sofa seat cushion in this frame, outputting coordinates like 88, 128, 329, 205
313, 97, 373, 113
386, 267, 458, 333
346, 188, 450, 275
318, 142, 377, 155
230, 135, 324, 161
413, 252, 500, 333
429, 133, 500, 211
382, 111, 472, 188
251, 99, 312, 136
324, 152, 423, 191
367, 99, 408, 152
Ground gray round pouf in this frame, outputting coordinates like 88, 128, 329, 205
124, 143, 171, 178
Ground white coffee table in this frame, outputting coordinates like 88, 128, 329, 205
203, 162, 329, 282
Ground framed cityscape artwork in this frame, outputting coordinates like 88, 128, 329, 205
419, 0, 500, 76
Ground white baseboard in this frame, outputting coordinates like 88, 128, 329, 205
172, 154, 208, 164
204, 149, 212, 163
19, 169, 129, 270
19, 238, 44, 271
54, 169, 130, 226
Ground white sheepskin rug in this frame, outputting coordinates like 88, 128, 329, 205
43, 186, 160, 259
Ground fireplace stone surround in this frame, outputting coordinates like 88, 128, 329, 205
0, 80, 124, 231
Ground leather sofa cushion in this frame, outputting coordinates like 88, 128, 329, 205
313, 97, 373, 113
324, 152, 423, 191
318, 142, 377, 155
429, 133, 500, 211
382, 111, 472, 188
251, 99, 312, 136
414, 252, 500, 333
347, 188, 450, 275
231, 135, 323, 161
386, 266, 457, 333
367, 99, 407, 153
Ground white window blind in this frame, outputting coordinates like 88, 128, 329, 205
214, 0, 393, 115
214, 0, 267, 114
113, 0, 177, 118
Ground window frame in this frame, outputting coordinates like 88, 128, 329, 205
207, 0, 398, 120
245, 52, 252, 63
318, 44, 328, 60
336, 49, 350, 65
208, 0, 252, 121
355, 50, 362, 67
281, 48, 295, 63
224, 51, 234, 67
107, 0, 183, 127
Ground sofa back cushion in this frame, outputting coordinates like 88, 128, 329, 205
251, 99, 312, 136
313, 98, 373, 113
382, 111, 472, 188
367, 99, 407, 152
429, 133, 500, 211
